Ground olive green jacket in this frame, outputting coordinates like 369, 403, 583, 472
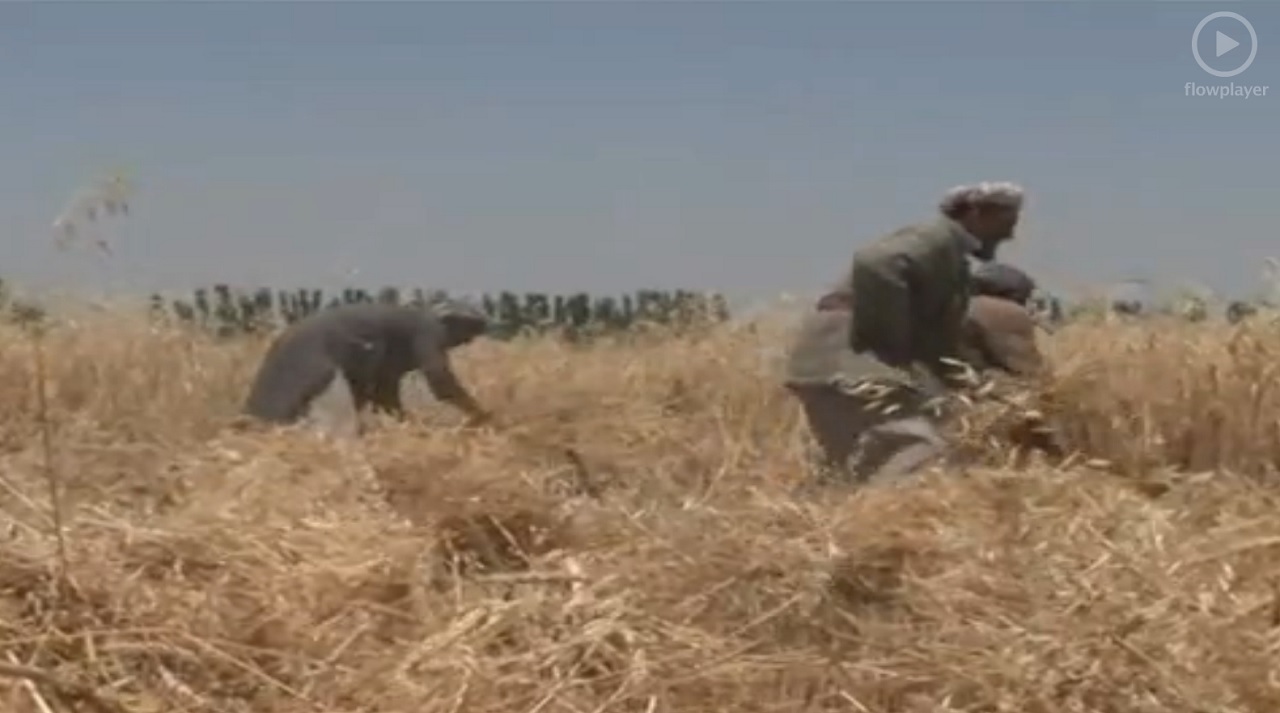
785, 216, 977, 390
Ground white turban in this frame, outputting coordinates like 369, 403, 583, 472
431, 296, 489, 325
939, 181, 1026, 215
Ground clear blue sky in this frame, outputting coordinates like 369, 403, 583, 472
1, 1, 1277, 304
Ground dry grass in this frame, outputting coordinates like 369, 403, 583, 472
1, 308, 1279, 712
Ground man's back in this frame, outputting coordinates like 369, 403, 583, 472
273, 302, 440, 366
245, 303, 444, 418
784, 217, 976, 389
852, 219, 973, 366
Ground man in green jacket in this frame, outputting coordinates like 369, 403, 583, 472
784, 181, 1026, 489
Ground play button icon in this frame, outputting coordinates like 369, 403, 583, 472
1216, 31, 1240, 58
1192, 11, 1258, 78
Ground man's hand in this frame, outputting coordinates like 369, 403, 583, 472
1005, 408, 1066, 459
464, 409, 495, 429
908, 361, 951, 399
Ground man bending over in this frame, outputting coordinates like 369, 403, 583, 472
242, 298, 493, 431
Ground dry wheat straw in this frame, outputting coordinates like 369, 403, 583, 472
0, 290, 1277, 711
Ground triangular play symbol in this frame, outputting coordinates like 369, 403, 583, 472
1216, 30, 1240, 57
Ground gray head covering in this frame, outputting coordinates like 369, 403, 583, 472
429, 296, 490, 344
972, 262, 1037, 305
430, 296, 489, 324
939, 181, 1026, 216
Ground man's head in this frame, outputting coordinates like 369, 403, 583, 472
971, 262, 1037, 306
433, 298, 490, 348
939, 181, 1026, 261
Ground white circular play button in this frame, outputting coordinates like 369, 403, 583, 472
1192, 11, 1258, 78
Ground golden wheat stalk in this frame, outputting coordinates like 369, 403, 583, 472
50, 171, 133, 256
28, 172, 136, 578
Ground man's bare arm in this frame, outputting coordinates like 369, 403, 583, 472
412, 322, 491, 424
421, 357, 489, 423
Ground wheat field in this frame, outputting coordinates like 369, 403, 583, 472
0, 308, 1278, 713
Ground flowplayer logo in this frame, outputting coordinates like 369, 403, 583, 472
1184, 82, 1267, 99
1185, 11, 1268, 100
1191, 11, 1257, 78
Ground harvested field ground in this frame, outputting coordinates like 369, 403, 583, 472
1, 310, 1279, 712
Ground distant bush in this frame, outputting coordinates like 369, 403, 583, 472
143, 284, 732, 340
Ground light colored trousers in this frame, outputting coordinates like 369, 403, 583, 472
298, 371, 362, 439
788, 378, 948, 490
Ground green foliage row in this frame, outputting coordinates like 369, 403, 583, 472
146, 285, 733, 339
1055, 296, 1270, 325
0, 279, 1271, 332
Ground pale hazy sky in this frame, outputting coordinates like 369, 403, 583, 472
1, 1, 1277, 305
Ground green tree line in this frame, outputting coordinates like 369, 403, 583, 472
145, 284, 733, 339
0, 279, 1272, 333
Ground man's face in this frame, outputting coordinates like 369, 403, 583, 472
976, 204, 1020, 240
443, 316, 487, 347
968, 204, 1020, 261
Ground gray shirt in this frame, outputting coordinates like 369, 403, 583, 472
245, 303, 473, 420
